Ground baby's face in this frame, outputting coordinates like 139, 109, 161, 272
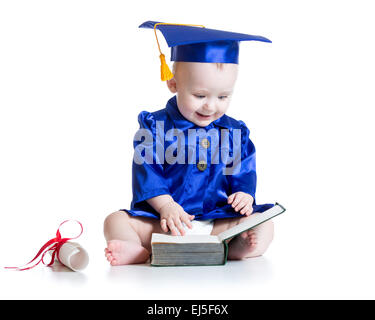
167, 62, 238, 127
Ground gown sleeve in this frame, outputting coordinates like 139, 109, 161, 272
131, 111, 170, 207
228, 120, 257, 200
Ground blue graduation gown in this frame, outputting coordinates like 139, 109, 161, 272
121, 96, 273, 220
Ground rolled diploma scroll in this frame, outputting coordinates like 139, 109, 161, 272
50, 241, 89, 271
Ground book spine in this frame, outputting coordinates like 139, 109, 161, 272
223, 241, 228, 265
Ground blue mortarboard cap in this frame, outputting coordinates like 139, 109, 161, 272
139, 21, 271, 80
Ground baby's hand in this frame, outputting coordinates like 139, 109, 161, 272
227, 192, 254, 216
159, 201, 195, 236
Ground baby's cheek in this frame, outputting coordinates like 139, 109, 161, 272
180, 98, 198, 113
186, 100, 200, 112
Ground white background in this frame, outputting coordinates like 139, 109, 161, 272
0, 0, 374, 299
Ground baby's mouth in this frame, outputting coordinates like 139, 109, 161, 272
196, 112, 213, 119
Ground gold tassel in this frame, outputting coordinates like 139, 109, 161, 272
153, 23, 204, 81
159, 54, 174, 81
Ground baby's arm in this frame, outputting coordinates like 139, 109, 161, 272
146, 195, 194, 236
146, 194, 174, 212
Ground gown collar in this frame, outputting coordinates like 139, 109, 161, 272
165, 95, 240, 131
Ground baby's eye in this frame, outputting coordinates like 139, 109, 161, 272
194, 94, 206, 99
218, 95, 228, 100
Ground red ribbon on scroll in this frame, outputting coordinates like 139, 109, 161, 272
5, 220, 83, 271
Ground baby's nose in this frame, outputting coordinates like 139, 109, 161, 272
203, 100, 216, 112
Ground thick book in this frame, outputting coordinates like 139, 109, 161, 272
150, 203, 286, 266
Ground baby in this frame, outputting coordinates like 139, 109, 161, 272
104, 22, 275, 265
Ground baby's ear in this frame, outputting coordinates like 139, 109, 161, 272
166, 78, 177, 93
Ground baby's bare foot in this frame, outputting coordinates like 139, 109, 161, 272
228, 220, 274, 260
104, 240, 150, 266
228, 229, 258, 260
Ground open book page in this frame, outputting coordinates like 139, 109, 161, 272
151, 233, 220, 244
217, 203, 285, 242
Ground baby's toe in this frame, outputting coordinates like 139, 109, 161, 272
107, 241, 117, 252
240, 229, 253, 239
239, 232, 248, 240
111, 258, 120, 266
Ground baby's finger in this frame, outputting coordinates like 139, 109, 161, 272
174, 217, 186, 236
234, 200, 247, 212
231, 193, 243, 208
246, 206, 254, 216
189, 214, 195, 220
182, 215, 193, 229
244, 207, 253, 216
227, 193, 235, 204
167, 218, 179, 236
240, 205, 250, 215
160, 218, 168, 232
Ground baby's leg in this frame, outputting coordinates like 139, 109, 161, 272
211, 216, 274, 260
103, 211, 163, 265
